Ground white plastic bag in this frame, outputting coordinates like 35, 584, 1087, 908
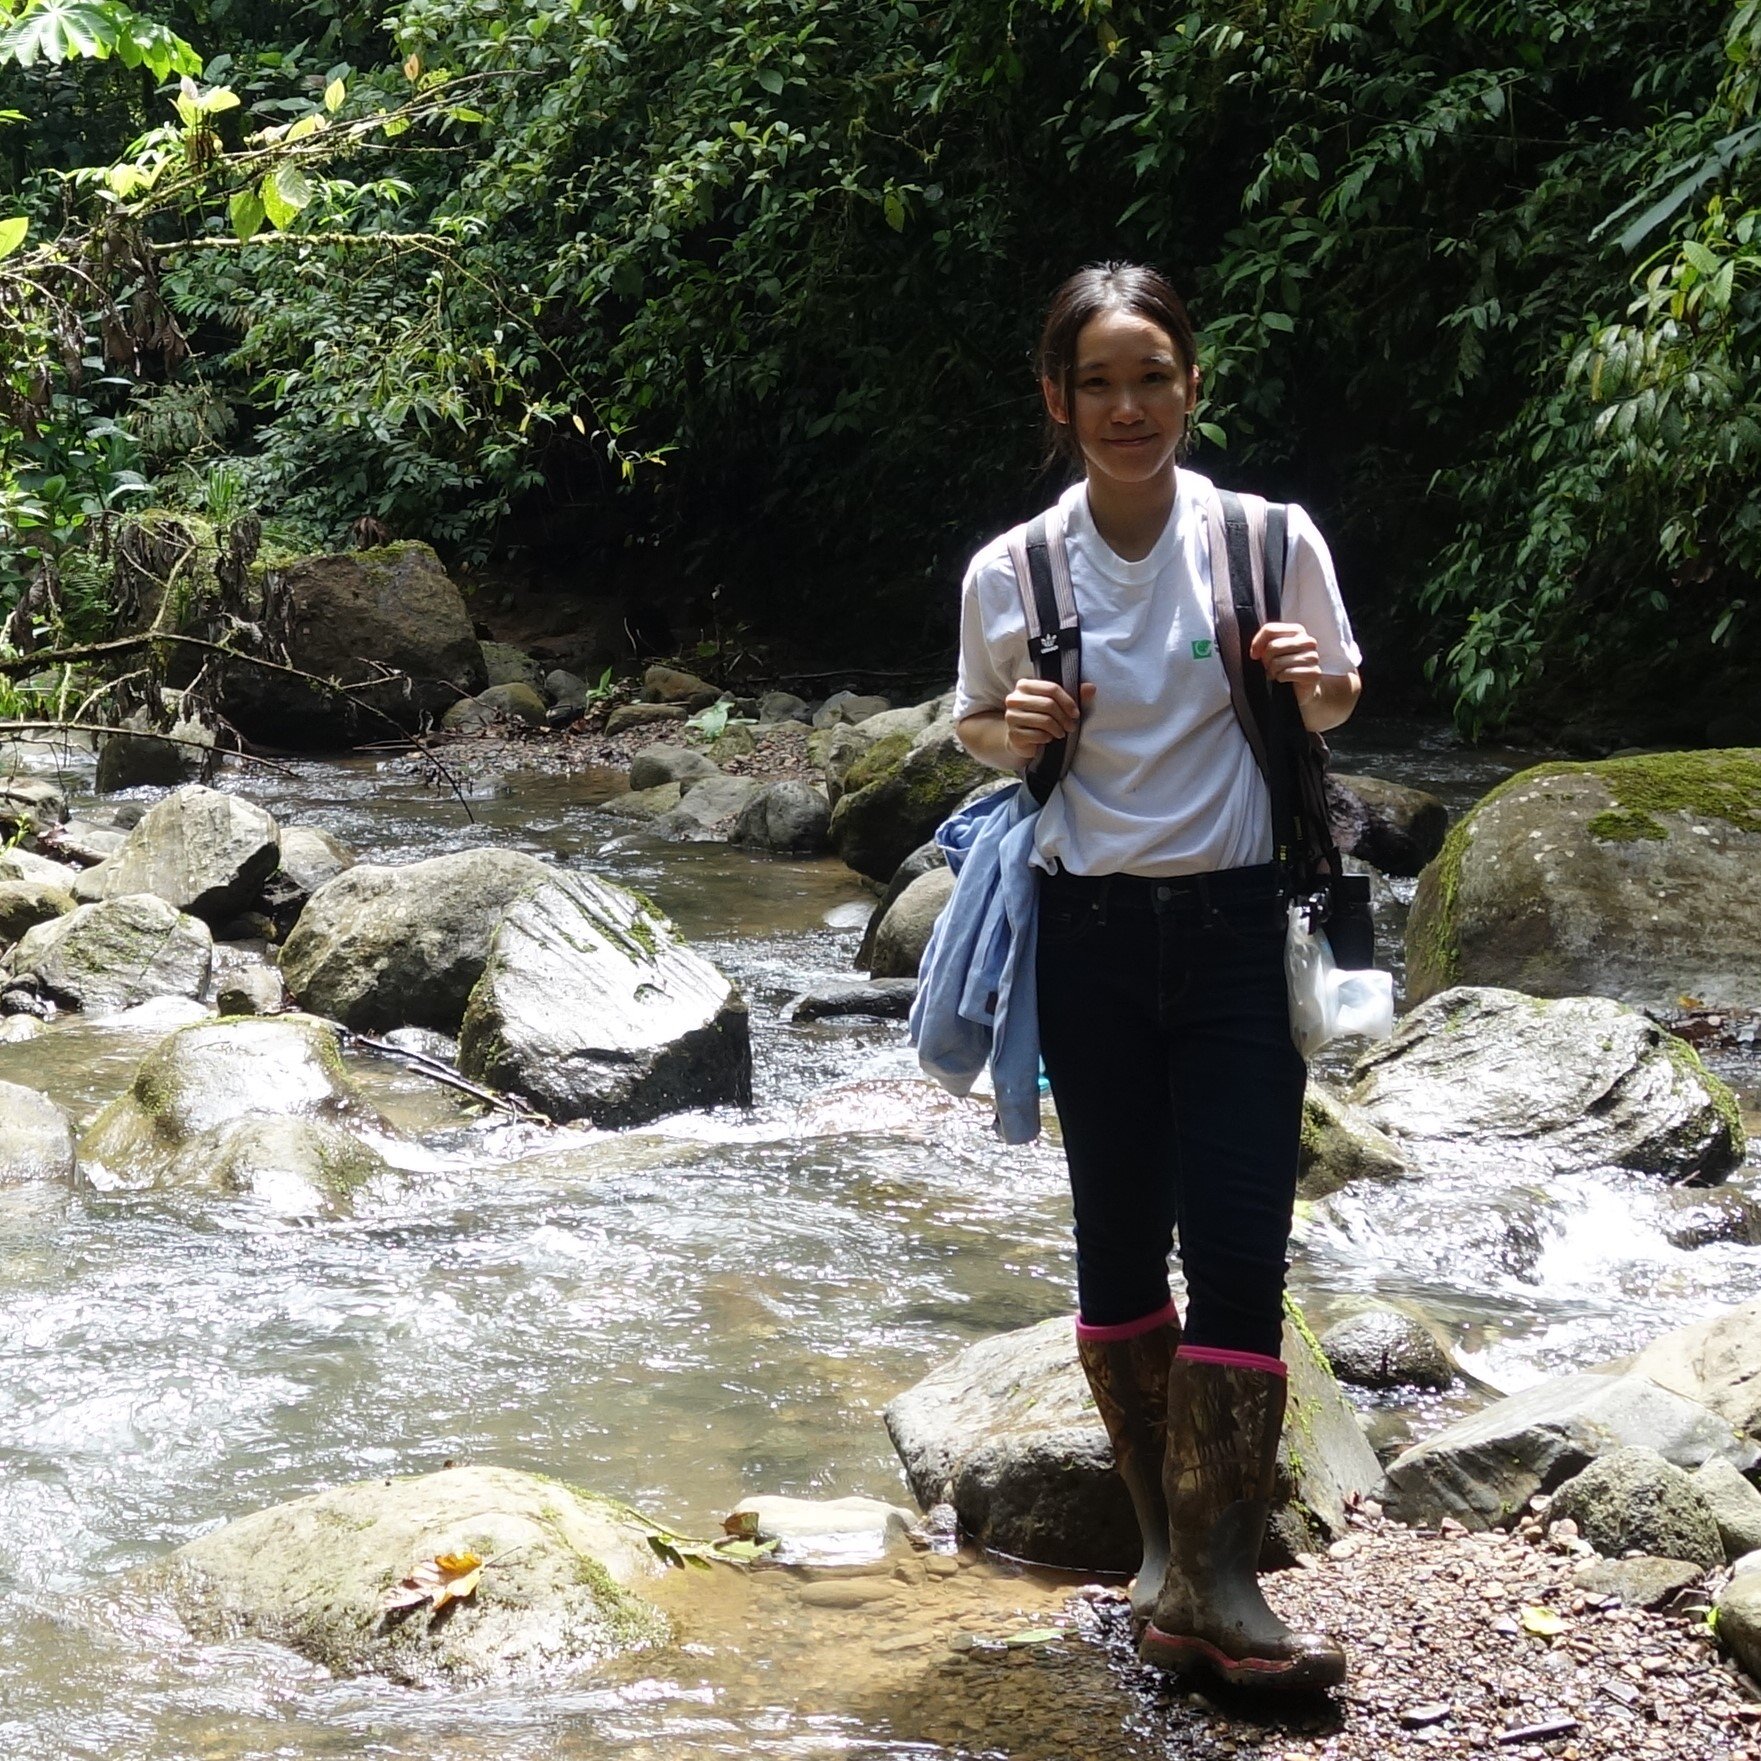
1284, 903, 1394, 1061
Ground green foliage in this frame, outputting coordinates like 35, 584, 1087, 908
2, 1, 1759, 730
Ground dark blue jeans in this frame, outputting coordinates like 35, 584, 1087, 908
1035, 863, 1304, 1360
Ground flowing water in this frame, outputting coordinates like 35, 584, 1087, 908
0, 722, 1754, 1760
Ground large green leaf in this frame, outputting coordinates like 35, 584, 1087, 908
0, 215, 27, 258
0, 2, 198, 77
260, 161, 313, 230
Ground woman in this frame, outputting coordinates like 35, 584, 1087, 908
953, 264, 1361, 1691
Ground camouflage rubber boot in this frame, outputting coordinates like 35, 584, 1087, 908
1074, 1302, 1181, 1625
1139, 1350, 1346, 1691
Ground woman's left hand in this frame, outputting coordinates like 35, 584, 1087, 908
1249, 621, 1322, 702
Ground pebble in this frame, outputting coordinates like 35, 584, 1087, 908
796, 1579, 897, 1610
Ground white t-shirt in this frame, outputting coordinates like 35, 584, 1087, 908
953, 470, 1361, 878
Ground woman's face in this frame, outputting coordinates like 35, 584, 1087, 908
1042, 306, 1200, 490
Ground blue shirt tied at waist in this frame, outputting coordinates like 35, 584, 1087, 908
907, 783, 1045, 1144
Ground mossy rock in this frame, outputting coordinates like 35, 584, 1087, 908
78, 1013, 381, 1190
149, 1464, 674, 1685
1298, 1080, 1411, 1198
1406, 749, 1761, 1010
828, 719, 991, 882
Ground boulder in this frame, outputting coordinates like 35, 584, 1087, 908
1297, 1081, 1411, 1198
1663, 1184, 1761, 1249
789, 979, 919, 1023
7, 894, 212, 1014
41, 820, 125, 866
820, 722, 885, 807
1547, 1446, 1724, 1568
94, 705, 214, 792
640, 664, 719, 710
1406, 750, 1761, 1009
812, 690, 892, 729
628, 744, 720, 791
216, 965, 285, 1017
732, 780, 831, 855
1618, 1299, 1761, 1442
0, 1080, 75, 1182
757, 691, 810, 725
828, 719, 991, 881
1326, 774, 1448, 878
883, 1307, 1380, 1574
72, 786, 280, 924
0, 878, 73, 945
722, 1495, 920, 1566
192, 1114, 390, 1216
151, 1465, 671, 1685
279, 848, 553, 1034
0, 777, 65, 840
0, 848, 80, 889
457, 873, 751, 1127
256, 825, 355, 933
1693, 1457, 1761, 1560
217, 542, 486, 748
650, 775, 763, 842
78, 1014, 377, 1190
475, 682, 547, 725
856, 699, 947, 747
1319, 1307, 1454, 1392
1344, 987, 1743, 1183
480, 642, 542, 689
439, 697, 495, 732
868, 868, 954, 980
855, 839, 946, 969
1570, 1555, 1705, 1610
597, 782, 684, 822
605, 702, 689, 736
1719, 1566, 1761, 1683
1383, 1371, 1759, 1529
544, 669, 588, 708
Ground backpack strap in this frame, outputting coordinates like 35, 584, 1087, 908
1004, 504, 1081, 806
1211, 486, 1347, 902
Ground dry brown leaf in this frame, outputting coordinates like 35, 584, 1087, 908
381, 1549, 485, 1616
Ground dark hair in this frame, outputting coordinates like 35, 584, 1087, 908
1036, 263, 1198, 466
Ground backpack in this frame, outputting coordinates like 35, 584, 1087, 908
1002, 488, 1372, 967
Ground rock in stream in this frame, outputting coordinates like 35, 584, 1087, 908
149, 1464, 672, 1685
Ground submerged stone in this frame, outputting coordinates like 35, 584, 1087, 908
78, 1013, 376, 1190
151, 1464, 673, 1685
0, 1079, 76, 1183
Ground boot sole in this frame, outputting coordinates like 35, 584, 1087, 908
1139, 1625, 1345, 1692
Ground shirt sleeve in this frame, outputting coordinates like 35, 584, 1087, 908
1282, 504, 1362, 674
952, 548, 1030, 722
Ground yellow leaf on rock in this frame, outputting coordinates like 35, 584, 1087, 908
1520, 1604, 1566, 1637
381, 1549, 486, 1615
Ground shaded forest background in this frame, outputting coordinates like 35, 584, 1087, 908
3, 1, 1761, 742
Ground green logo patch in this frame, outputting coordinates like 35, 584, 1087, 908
1190, 638, 1214, 659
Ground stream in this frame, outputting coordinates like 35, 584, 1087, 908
0, 719, 1755, 1760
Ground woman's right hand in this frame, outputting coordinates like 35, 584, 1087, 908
1003, 677, 1096, 763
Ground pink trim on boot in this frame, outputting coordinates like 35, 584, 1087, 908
1075, 1299, 1180, 1344
1176, 1344, 1287, 1378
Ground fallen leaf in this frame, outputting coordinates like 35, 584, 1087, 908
1001, 1627, 1063, 1647
381, 1549, 485, 1615
1519, 1604, 1567, 1638
721, 1509, 761, 1540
